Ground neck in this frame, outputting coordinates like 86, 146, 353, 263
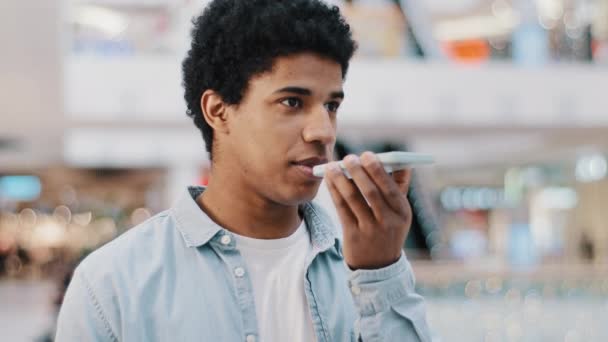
197, 164, 302, 239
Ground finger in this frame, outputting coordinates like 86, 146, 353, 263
342, 154, 390, 222
326, 161, 375, 226
392, 168, 412, 194
360, 152, 408, 214
325, 176, 358, 230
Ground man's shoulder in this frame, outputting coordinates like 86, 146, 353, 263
75, 209, 180, 283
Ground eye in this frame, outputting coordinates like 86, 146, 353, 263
325, 101, 341, 113
281, 97, 303, 109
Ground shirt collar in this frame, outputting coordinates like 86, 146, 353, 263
171, 186, 224, 247
171, 186, 342, 257
301, 200, 343, 256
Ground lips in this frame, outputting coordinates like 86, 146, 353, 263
291, 156, 328, 179
292, 156, 328, 168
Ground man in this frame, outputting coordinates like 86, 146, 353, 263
56, 0, 431, 341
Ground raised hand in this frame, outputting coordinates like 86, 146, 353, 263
325, 152, 413, 270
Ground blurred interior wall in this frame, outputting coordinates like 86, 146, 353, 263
0, 0, 64, 168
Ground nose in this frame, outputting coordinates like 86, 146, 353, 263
301, 106, 336, 146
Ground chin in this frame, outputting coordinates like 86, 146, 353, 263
278, 181, 322, 206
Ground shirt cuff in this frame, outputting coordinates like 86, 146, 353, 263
346, 251, 416, 317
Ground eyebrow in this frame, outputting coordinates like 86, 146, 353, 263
273, 86, 344, 99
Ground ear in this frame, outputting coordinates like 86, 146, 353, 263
200, 89, 230, 135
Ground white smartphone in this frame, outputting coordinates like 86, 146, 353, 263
312, 151, 434, 178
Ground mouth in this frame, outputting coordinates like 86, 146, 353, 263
291, 156, 328, 179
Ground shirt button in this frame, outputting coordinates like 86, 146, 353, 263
234, 267, 245, 278
220, 235, 231, 245
351, 285, 361, 295
246, 335, 256, 342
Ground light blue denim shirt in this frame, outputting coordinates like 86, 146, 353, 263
56, 186, 431, 342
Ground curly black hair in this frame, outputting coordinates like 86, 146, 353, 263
182, 0, 357, 160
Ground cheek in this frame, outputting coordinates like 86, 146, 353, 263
232, 110, 269, 145
250, 114, 302, 149
232, 105, 304, 161
233, 115, 288, 165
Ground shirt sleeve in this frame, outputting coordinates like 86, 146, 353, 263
347, 251, 432, 342
55, 266, 119, 342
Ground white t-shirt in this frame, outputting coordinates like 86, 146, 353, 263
233, 220, 317, 342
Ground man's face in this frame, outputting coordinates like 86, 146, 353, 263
221, 53, 343, 205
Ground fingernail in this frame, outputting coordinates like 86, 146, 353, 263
361, 151, 376, 163
328, 162, 341, 174
343, 154, 359, 166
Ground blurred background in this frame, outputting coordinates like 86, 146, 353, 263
1, 0, 608, 341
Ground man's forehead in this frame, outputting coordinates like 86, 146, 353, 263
270, 53, 342, 77
253, 54, 343, 92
